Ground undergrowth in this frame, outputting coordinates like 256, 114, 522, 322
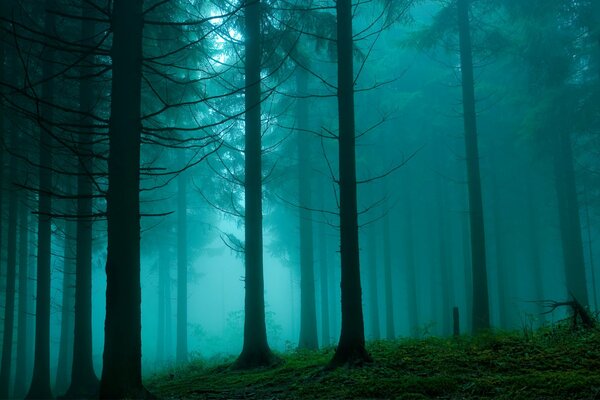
146, 325, 600, 399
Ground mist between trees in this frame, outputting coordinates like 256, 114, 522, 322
0, 0, 598, 398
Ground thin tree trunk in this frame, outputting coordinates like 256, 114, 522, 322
457, 0, 490, 332
553, 127, 589, 307
330, 0, 370, 367
583, 183, 598, 311
176, 173, 188, 363
0, 130, 19, 398
404, 185, 418, 335
297, 69, 318, 351
55, 216, 76, 393
99, 0, 148, 397
165, 252, 173, 360
382, 209, 395, 339
26, 1, 55, 396
318, 215, 330, 347
491, 175, 509, 328
64, 5, 99, 396
14, 194, 30, 398
235, 0, 275, 368
367, 231, 380, 340
156, 248, 166, 364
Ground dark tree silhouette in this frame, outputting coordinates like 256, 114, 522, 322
457, 0, 490, 332
296, 68, 318, 351
177, 172, 188, 364
63, 5, 100, 397
329, 0, 371, 367
235, 0, 276, 369
99, 0, 149, 397
26, 0, 56, 397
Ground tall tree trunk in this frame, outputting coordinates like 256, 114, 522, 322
55, 216, 76, 393
99, 0, 148, 397
382, 209, 395, 339
64, 5, 99, 396
491, 174, 509, 328
403, 184, 418, 335
553, 127, 589, 306
367, 231, 380, 340
583, 183, 598, 311
436, 177, 452, 336
457, 0, 490, 332
26, 1, 55, 397
525, 177, 546, 319
156, 247, 166, 364
176, 173, 188, 363
330, 0, 370, 367
297, 69, 318, 351
14, 194, 30, 398
235, 0, 275, 368
318, 214, 330, 347
165, 251, 173, 360
0, 129, 19, 398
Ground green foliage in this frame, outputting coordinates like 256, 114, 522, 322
147, 327, 600, 399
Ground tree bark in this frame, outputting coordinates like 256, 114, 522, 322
63, 5, 99, 397
55, 216, 76, 393
553, 127, 589, 307
14, 193, 30, 398
0, 128, 19, 398
235, 0, 275, 369
176, 173, 188, 363
382, 209, 395, 340
26, 1, 55, 397
457, 0, 490, 332
330, 0, 370, 367
403, 183, 418, 335
297, 69, 318, 351
99, 0, 148, 397
318, 212, 330, 347
367, 230, 380, 340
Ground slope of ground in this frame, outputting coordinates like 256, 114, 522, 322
146, 326, 600, 399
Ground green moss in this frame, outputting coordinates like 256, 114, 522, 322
146, 327, 600, 399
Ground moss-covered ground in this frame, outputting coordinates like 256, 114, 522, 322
146, 326, 600, 399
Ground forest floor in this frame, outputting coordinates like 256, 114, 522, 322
146, 325, 600, 399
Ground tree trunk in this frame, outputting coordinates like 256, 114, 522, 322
26, 1, 55, 397
403, 184, 418, 335
330, 0, 370, 367
553, 127, 589, 307
297, 69, 318, 351
457, 0, 490, 332
318, 214, 330, 347
235, 0, 275, 369
156, 247, 166, 364
55, 216, 76, 393
14, 194, 30, 398
63, 5, 99, 396
99, 0, 148, 397
0, 129, 19, 398
382, 210, 395, 340
176, 173, 188, 364
367, 230, 380, 340
491, 174, 509, 328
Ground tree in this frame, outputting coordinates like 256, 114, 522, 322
234, 0, 276, 368
296, 68, 318, 351
329, 0, 371, 367
0, 114, 19, 399
63, 4, 100, 397
457, 0, 490, 332
177, 172, 188, 363
98, 0, 148, 397
26, 0, 56, 397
